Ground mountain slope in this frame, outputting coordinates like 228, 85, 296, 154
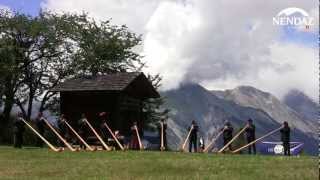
162, 84, 317, 155
283, 89, 318, 124
212, 86, 317, 137
163, 84, 280, 149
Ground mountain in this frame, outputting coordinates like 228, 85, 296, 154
212, 86, 317, 137
283, 89, 318, 124
162, 84, 317, 155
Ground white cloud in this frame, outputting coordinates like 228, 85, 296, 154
42, 0, 318, 100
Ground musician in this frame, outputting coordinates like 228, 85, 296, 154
158, 119, 167, 150
222, 121, 233, 151
35, 112, 45, 148
189, 120, 199, 153
130, 121, 140, 150
78, 113, 88, 149
245, 119, 256, 154
280, 121, 290, 156
13, 113, 25, 148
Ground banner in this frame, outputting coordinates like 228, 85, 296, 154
257, 141, 304, 155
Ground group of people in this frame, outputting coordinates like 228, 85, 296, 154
183, 119, 291, 155
13, 112, 144, 150
13, 112, 291, 156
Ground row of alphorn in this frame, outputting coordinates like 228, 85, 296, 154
21, 117, 144, 152
180, 124, 284, 154
22, 117, 281, 154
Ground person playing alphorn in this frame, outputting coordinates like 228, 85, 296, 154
280, 121, 290, 156
82, 114, 111, 151
42, 117, 77, 152
245, 119, 256, 154
189, 120, 199, 153
221, 121, 233, 151
99, 112, 125, 150
13, 113, 25, 148
21, 117, 63, 152
130, 121, 144, 150
62, 115, 94, 151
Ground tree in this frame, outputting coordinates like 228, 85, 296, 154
0, 10, 168, 143
0, 10, 76, 122
143, 74, 170, 130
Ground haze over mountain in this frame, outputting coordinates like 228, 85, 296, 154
162, 84, 317, 155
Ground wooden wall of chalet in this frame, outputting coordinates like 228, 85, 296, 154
60, 91, 143, 136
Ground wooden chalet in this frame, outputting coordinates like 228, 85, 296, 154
51, 72, 159, 136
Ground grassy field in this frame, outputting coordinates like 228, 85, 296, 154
0, 146, 317, 180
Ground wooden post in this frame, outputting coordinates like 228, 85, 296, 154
232, 126, 283, 154
160, 122, 165, 151
21, 118, 62, 152
203, 129, 224, 153
180, 125, 193, 152
84, 119, 111, 151
103, 123, 125, 150
43, 118, 77, 152
64, 120, 94, 151
218, 124, 249, 153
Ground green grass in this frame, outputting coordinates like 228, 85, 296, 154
0, 146, 317, 180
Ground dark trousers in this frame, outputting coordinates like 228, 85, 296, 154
247, 137, 256, 154
283, 142, 290, 156
223, 138, 232, 151
189, 137, 197, 152
14, 132, 23, 148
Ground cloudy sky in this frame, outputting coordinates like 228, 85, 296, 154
1, 0, 318, 100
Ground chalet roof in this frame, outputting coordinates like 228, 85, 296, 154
50, 72, 160, 98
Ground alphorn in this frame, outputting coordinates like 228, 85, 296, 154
84, 119, 111, 151
160, 122, 165, 151
232, 126, 283, 153
180, 125, 193, 151
134, 125, 144, 150
218, 124, 249, 153
42, 118, 77, 152
203, 129, 224, 153
103, 123, 124, 150
63, 120, 94, 151
21, 118, 62, 152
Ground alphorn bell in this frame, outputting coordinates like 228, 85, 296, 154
180, 125, 193, 151
20, 118, 62, 152
232, 126, 283, 154
103, 122, 124, 150
63, 120, 95, 151
160, 122, 165, 151
134, 125, 144, 150
42, 118, 77, 152
203, 129, 224, 153
84, 119, 111, 151
218, 124, 249, 153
